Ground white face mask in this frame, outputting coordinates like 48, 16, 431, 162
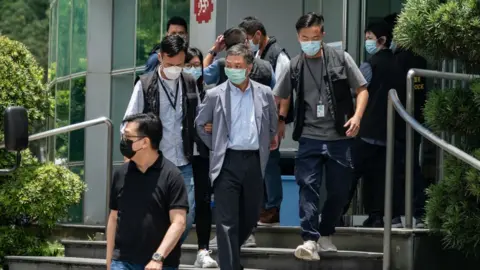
162, 66, 183, 80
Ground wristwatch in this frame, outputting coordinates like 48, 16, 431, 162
278, 115, 286, 122
152, 252, 165, 263
208, 49, 217, 57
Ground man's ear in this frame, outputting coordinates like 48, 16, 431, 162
246, 63, 254, 75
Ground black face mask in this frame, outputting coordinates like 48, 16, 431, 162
120, 138, 139, 159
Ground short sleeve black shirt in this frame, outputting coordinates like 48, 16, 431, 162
109, 154, 188, 267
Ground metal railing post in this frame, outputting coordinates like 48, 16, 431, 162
405, 70, 415, 229
383, 90, 396, 270
105, 121, 114, 227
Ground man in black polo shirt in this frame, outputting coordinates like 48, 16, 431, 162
107, 113, 189, 270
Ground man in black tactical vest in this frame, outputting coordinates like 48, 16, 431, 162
273, 13, 369, 261
122, 34, 199, 249
238, 16, 291, 226
202, 26, 276, 249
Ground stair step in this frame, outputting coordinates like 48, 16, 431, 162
5, 256, 262, 270
56, 224, 427, 253
62, 240, 383, 270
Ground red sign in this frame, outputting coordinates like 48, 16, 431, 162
194, 0, 214, 24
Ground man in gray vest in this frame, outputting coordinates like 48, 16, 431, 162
273, 12, 369, 261
239, 16, 291, 226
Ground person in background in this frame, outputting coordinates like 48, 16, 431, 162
145, 16, 189, 74
274, 12, 368, 261
122, 35, 198, 248
107, 113, 188, 270
204, 27, 276, 248
203, 27, 276, 90
351, 21, 405, 228
184, 47, 219, 268
384, 13, 427, 228
239, 16, 291, 226
196, 44, 278, 270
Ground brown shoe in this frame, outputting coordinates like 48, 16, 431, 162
258, 207, 280, 226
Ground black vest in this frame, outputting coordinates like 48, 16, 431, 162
259, 37, 294, 124
359, 49, 405, 142
290, 44, 355, 141
139, 69, 198, 162
217, 58, 273, 87
260, 37, 290, 72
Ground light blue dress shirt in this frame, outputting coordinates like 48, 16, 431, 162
227, 81, 259, 150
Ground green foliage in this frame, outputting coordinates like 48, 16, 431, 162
0, 0, 50, 74
423, 87, 480, 139
426, 152, 480, 255
0, 36, 54, 135
395, 0, 480, 64
0, 37, 85, 266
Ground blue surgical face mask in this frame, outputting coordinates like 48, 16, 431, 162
390, 41, 397, 52
184, 67, 202, 80
249, 39, 259, 53
365, 40, 378, 55
300, 41, 321, 56
225, 68, 247, 85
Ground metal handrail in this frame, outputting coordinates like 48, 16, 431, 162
405, 69, 480, 228
383, 89, 480, 270
0, 117, 114, 227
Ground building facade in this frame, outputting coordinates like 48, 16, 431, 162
48, 0, 405, 224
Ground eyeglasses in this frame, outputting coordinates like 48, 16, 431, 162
121, 134, 145, 142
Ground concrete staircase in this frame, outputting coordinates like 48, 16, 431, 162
7, 224, 451, 270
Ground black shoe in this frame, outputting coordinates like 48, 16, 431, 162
363, 215, 384, 228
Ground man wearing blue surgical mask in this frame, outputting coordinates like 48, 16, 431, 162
274, 12, 368, 261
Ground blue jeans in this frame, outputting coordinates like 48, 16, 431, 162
111, 260, 177, 270
295, 138, 354, 241
264, 147, 283, 209
178, 164, 195, 244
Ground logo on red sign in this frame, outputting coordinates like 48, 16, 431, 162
194, 0, 214, 24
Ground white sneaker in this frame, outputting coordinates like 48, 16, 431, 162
209, 237, 217, 248
242, 234, 257, 248
294, 240, 320, 261
317, 236, 338, 252
194, 249, 219, 268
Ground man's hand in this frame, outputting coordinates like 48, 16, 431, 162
344, 115, 361, 137
145, 260, 163, 270
277, 121, 286, 139
212, 35, 225, 53
270, 135, 279, 151
204, 123, 212, 134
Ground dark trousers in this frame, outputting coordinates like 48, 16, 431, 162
393, 138, 426, 218
192, 155, 212, 250
352, 139, 388, 217
296, 137, 354, 241
264, 147, 283, 209
214, 150, 264, 270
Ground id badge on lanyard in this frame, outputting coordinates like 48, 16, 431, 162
317, 102, 325, 118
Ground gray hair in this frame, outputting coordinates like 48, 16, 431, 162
226, 44, 254, 65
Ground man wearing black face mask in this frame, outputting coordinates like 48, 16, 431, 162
108, 113, 188, 270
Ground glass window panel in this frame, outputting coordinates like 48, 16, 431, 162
111, 73, 135, 161
57, 0, 72, 77
69, 76, 86, 162
112, 0, 136, 70
66, 166, 84, 223
162, 0, 190, 33
55, 81, 70, 162
49, 2, 58, 82
71, 0, 88, 73
136, 0, 161, 67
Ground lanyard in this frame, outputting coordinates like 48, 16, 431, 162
159, 78, 180, 110
304, 55, 324, 93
